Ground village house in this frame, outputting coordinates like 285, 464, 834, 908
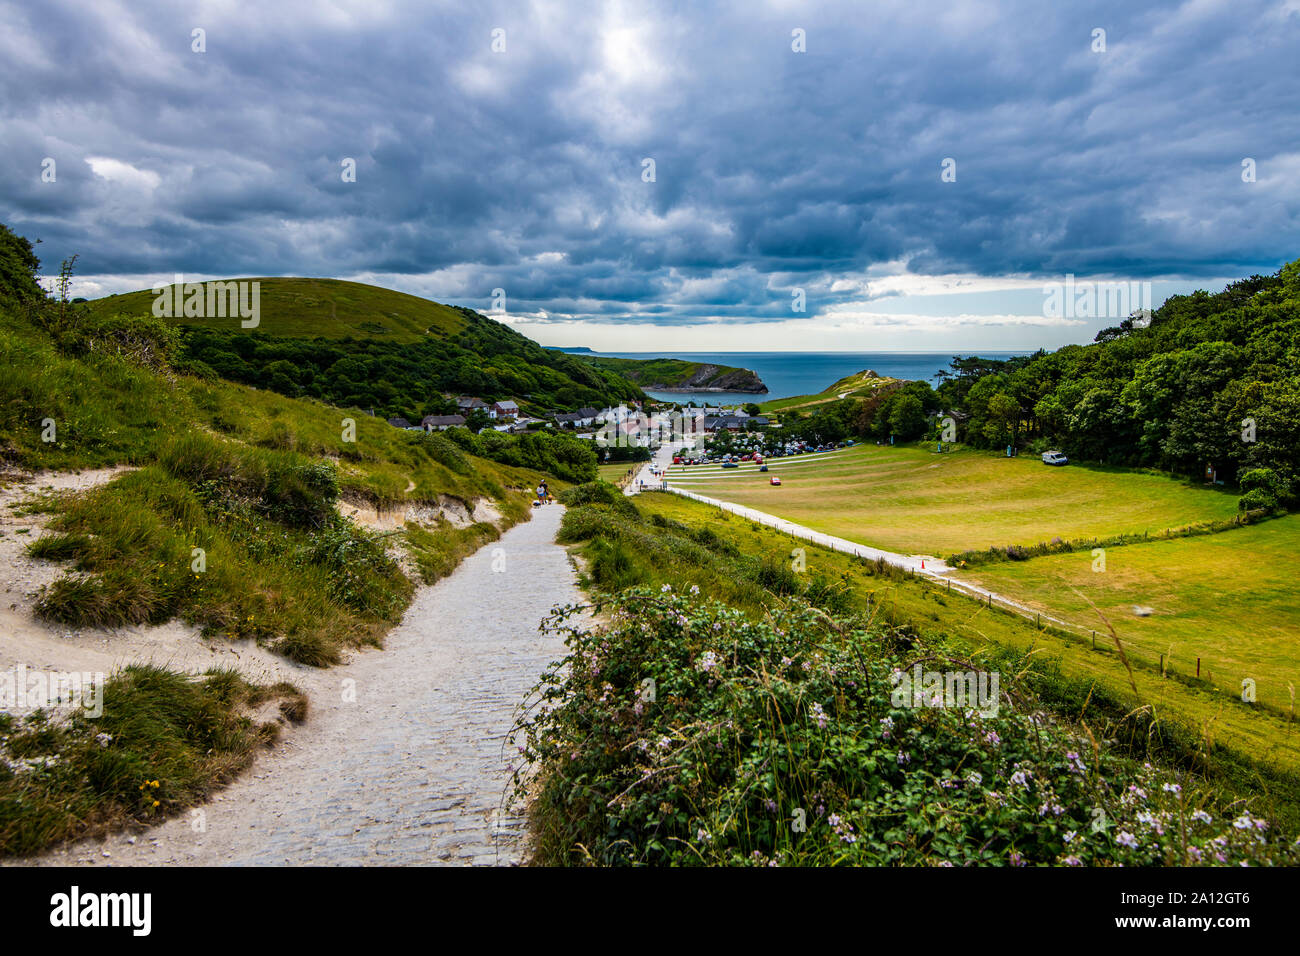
704, 414, 769, 432
493, 399, 520, 419
421, 413, 466, 431
552, 408, 600, 428
455, 396, 492, 418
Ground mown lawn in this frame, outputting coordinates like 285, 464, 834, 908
964, 516, 1300, 711
666, 443, 1240, 556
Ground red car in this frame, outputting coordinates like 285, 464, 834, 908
770, 477, 782, 486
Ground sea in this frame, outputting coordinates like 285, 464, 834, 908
584, 351, 1033, 403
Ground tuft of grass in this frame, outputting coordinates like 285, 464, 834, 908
29, 466, 412, 665
403, 519, 501, 585
26, 532, 90, 562
0, 664, 302, 856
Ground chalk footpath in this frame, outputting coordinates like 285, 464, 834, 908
29, 504, 579, 867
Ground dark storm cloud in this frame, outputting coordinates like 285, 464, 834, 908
1, 0, 1297, 326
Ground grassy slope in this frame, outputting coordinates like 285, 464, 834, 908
89, 278, 649, 418
618, 492, 1300, 831
0, 300, 541, 663
597, 461, 637, 485
89, 277, 466, 343
577, 355, 766, 392
1, 299, 537, 500
0, 294, 543, 854
964, 516, 1300, 710
666, 443, 1241, 556
759, 369, 900, 412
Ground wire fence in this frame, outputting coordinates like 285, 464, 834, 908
661, 483, 1298, 719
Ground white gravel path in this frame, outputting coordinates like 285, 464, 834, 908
660, 485, 951, 574
24, 504, 581, 867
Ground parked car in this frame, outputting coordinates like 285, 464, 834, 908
1041, 450, 1069, 466
769, 476, 782, 486
722, 461, 739, 469
759, 464, 768, 472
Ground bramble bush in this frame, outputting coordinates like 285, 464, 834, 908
517, 587, 1299, 866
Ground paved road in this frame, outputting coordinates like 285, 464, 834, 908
29, 505, 579, 867
653, 486, 1099, 637
661, 485, 952, 574
625, 440, 694, 495
629, 450, 1085, 637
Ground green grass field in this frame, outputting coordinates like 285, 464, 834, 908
965, 516, 1300, 710
88, 277, 467, 343
621, 492, 1300, 824
655, 441, 1300, 766
666, 443, 1241, 556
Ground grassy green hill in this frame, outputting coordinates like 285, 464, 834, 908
89, 277, 466, 343
760, 369, 901, 413
87, 278, 647, 420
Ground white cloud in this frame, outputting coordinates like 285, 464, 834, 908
84, 156, 161, 191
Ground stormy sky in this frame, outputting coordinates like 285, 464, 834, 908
2, 0, 1297, 351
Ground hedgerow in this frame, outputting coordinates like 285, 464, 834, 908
517, 588, 1299, 867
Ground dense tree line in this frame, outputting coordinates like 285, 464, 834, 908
780, 261, 1299, 509
439, 426, 599, 484
177, 312, 645, 423
0, 223, 43, 303
936, 262, 1299, 507
780, 380, 941, 447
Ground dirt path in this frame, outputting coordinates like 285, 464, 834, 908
26, 503, 580, 867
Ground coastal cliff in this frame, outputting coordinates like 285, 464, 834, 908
573, 355, 768, 393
